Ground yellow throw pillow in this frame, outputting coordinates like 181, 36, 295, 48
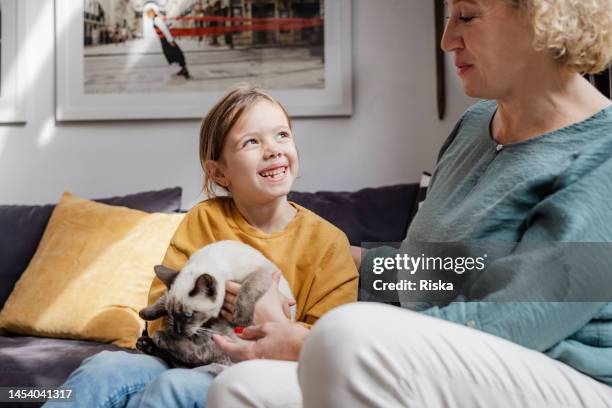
0, 192, 184, 348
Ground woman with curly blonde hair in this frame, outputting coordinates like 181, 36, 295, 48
204, 0, 612, 406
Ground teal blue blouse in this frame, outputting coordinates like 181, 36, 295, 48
364, 100, 612, 385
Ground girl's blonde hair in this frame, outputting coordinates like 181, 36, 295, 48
509, 0, 612, 73
199, 84, 292, 198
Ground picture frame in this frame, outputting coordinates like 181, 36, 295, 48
56, 0, 352, 121
0, 0, 26, 123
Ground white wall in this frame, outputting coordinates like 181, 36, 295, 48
0, 0, 474, 208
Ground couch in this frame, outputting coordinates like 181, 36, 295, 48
0, 184, 419, 407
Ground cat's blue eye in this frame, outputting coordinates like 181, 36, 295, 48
180, 312, 193, 319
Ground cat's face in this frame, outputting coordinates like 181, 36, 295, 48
166, 272, 221, 337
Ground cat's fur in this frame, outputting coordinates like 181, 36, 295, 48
137, 240, 294, 368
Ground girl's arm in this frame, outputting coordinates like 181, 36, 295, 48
300, 232, 359, 325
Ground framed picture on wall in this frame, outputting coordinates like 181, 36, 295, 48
56, 0, 352, 121
0, 0, 26, 123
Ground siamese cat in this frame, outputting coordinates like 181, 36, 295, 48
136, 240, 294, 368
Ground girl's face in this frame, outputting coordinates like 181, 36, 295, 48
207, 100, 298, 205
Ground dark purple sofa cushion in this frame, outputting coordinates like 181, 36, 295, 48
0, 335, 137, 407
289, 183, 418, 246
0, 187, 182, 309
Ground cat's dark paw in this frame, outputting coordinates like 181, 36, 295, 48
136, 336, 157, 355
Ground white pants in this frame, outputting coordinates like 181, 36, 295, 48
207, 303, 612, 408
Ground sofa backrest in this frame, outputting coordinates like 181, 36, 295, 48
289, 183, 418, 246
0, 184, 419, 309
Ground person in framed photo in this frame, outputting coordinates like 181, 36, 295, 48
146, 5, 191, 80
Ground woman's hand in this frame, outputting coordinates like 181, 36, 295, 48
350, 246, 365, 269
212, 322, 309, 362
221, 271, 296, 324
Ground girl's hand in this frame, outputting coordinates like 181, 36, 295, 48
221, 272, 296, 324
212, 322, 309, 362
221, 280, 241, 321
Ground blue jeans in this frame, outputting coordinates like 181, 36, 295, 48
43, 351, 214, 408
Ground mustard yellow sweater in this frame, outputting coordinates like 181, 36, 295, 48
147, 197, 358, 333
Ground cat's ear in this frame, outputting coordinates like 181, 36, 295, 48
190, 273, 217, 299
154, 265, 180, 288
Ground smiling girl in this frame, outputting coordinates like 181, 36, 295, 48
46, 85, 358, 408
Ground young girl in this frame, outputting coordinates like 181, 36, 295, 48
45, 85, 358, 408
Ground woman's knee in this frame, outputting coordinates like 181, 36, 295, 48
304, 302, 441, 358
208, 361, 299, 408
302, 303, 413, 362
208, 362, 259, 406
298, 303, 448, 407
299, 304, 387, 385
299, 304, 444, 380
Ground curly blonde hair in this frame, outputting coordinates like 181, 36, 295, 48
510, 0, 612, 73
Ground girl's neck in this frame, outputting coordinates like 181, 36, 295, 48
492, 72, 611, 145
232, 196, 297, 234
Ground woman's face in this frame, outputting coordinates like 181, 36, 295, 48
441, 0, 544, 99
